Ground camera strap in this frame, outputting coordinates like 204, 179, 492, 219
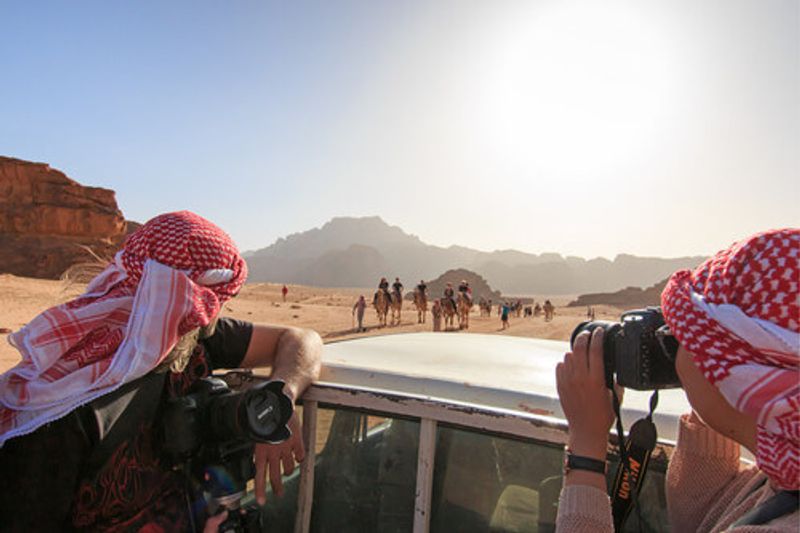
610, 390, 659, 532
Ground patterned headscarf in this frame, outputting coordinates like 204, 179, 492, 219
661, 228, 800, 489
0, 211, 247, 444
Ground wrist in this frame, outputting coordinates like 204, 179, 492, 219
567, 436, 608, 461
564, 450, 607, 472
563, 469, 607, 489
274, 380, 298, 403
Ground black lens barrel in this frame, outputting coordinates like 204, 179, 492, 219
206, 380, 293, 444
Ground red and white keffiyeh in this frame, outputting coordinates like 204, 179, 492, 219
661, 228, 800, 489
0, 211, 247, 445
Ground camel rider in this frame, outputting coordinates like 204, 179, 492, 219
458, 280, 473, 304
375, 277, 390, 305
444, 283, 456, 309
417, 280, 427, 295
392, 277, 404, 299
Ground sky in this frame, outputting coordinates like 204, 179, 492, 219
1, 0, 797, 260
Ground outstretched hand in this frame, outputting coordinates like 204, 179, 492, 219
254, 412, 305, 505
556, 327, 621, 460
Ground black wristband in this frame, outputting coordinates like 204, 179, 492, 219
564, 451, 607, 475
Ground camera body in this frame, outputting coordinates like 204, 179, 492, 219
570, 307, 680, 390
161, 377, 293, 532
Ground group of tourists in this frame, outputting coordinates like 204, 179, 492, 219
353, 277, 562, 332
491, 298, 555, 330
376, 276, 408, 300
443, 280, 473, 308
352, 278, 475, 332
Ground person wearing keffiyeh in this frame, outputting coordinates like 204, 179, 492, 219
555, 228, 799, 532
0, 211, 322, 532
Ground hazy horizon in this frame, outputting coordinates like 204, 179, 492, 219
242, 214, 711, 262
2, 0, 797, 260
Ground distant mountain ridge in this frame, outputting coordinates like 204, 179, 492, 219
568, 278, 669, 309
245, 216, 706, 295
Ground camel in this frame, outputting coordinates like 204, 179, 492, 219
413, 289, 427, 323
389, 290, 403, 326
543, 300, 555, 322
457, 292, 472, 329
440, 297, 457, 330
373, 290, 390, 327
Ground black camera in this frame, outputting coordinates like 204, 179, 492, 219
161, 377, 294, 532
570, 307, 680, 390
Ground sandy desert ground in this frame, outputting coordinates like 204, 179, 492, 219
0, 274, 627, 374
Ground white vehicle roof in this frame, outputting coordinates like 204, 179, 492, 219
320, 332, 691, 443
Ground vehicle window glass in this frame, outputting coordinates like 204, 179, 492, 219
429, 426, 670, 533
430, 426, 563, 533
261, 406, 420, 533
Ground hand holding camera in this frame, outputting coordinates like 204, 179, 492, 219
558, 307, 680, 456
161, 377, 295, 532
570, 307, 680, 391
557, 328, 619, 462
559, 307, 682, 519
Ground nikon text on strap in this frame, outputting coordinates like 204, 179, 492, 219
610, 389, 659, 531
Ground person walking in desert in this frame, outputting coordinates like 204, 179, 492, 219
501, 301, 510, 330
432, 299, 442, 332
353, 295, 367, 332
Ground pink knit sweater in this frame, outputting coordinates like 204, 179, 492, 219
555, 415, 799, 532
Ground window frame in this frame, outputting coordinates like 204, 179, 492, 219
289, 382, 675, 533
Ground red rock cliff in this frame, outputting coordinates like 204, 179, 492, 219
0, 156, 128, 279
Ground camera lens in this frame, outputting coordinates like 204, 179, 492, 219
205, 381, 293, 443
243, 387, 282, 440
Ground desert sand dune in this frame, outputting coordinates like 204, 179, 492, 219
0, 275, 626, 374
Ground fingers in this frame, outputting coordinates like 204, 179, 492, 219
563, 351, 574, 379
254, 445, 268, 505
570, 331, 591, 377
572, 330, 590, 363
281, 452, 294, 477
588, 327, 605, 382
256, 441, 299, 503
564, 328, 606, 388
269, 453, 283, 497
556, 361, 566, 401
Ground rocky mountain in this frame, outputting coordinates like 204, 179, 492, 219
245, 216, 706, 295
567, 278, 670, 309
0, 156, 129, 279
422, 269, 502, 302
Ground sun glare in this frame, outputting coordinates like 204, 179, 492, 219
479, 2, 683, 184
